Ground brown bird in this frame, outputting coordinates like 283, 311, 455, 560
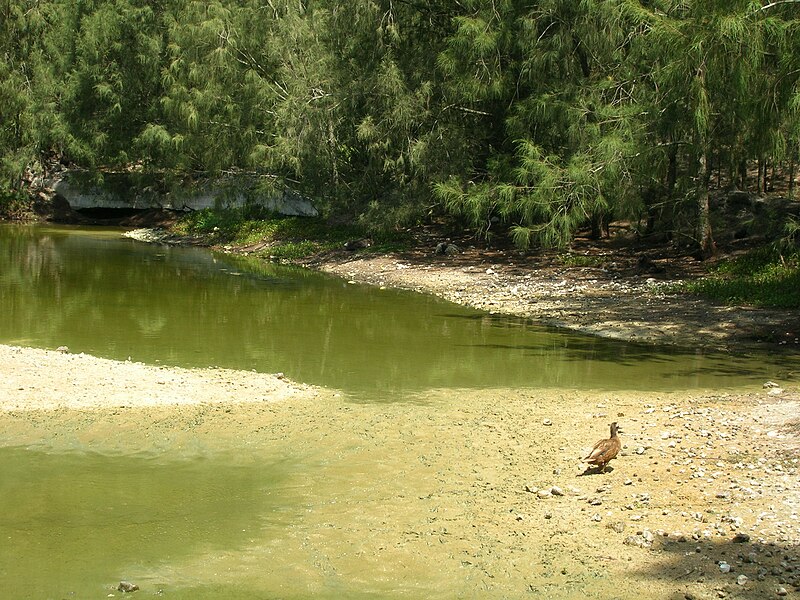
585, 422, 622, 472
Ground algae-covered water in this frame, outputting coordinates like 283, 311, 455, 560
1, 223, 796, 396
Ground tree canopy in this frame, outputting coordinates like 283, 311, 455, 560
2, 0, 799, 252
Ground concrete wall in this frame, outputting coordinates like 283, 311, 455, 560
49, 171, 319, 217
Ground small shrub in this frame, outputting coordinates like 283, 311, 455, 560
682, 246, 800, 309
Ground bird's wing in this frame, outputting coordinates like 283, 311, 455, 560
584, 439, 606, 460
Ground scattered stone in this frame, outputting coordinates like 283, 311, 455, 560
118, 581, 139, 593
736, 574, 748, 586
56, 346, 69, 353
434, 242, 460, 255
524, 483, 538, 493
550, 486, 564, 497
344, 238, 371, 251
537, 489, 552, 499
733, 532, 751, 543
719, 562, 731, 574
777, 586, 788, 596
763, 381, 780, 389
609, 521, 626, 534
542, 419, 553, 426
624, 533, 652, 548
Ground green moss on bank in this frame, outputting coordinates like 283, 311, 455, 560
170, 208, 410, 260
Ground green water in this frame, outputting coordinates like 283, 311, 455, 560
0, 447, 297, 599
1, 223, 797, 395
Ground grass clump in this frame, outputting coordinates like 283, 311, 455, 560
683, 246, 800, 309
0, 186, 33, 220
171, 207, 410, 259
559, 253, 609, 268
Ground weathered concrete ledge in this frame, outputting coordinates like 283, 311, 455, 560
49, 170, 319, 216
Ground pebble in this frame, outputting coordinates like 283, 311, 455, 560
550, 486, 564, 497
609, 522, 626, 534
537, 490, 552, 499
542, 419, 553, 426
736, 574, 748, 585
118, 581, 139, 593
719, 562, 731, 573
733, 532, 751, 543
623, 533, 653, 548
777, 586, 788, 596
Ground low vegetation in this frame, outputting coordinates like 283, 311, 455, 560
683, 246, 800, 309
171, 208, 411, 260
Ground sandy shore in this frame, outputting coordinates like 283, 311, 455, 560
303, 252, 800, 352
2, 343, 800, 598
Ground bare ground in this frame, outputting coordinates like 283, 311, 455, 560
3, 226, 800, 598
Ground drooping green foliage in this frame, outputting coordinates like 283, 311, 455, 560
435, 0, 645, 247
1, 0, 799, 250
0, 0, 63, 191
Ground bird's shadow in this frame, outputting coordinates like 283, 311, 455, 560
578, 465, 615, 477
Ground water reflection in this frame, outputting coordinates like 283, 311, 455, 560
1, 223, 798, 396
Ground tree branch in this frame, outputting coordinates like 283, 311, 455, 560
755, 0, 800, 12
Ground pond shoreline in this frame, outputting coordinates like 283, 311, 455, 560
124, 226, 800, 353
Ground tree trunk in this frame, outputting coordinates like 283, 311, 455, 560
697, 151, 715, 259
666, 145, 678, 194
739, 159, 747, 191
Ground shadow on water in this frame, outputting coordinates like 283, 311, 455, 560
2, 224, 799, 399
